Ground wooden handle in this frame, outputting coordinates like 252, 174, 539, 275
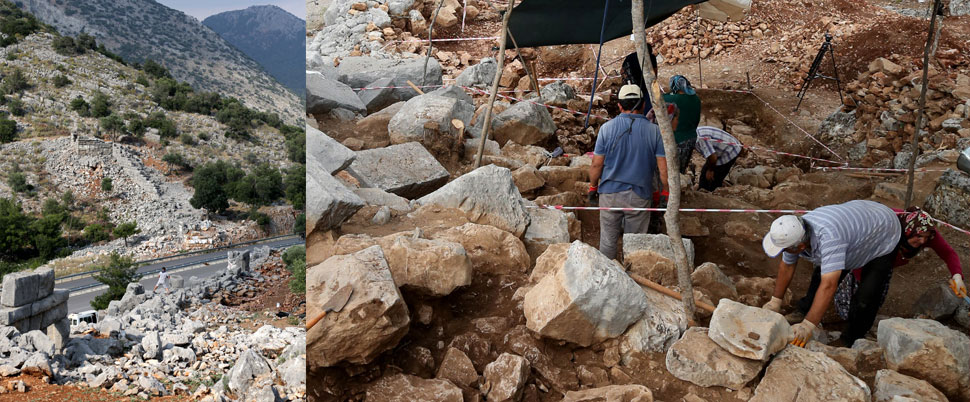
306, 310, 327, 330
406, 80, 425, 95
629, 273, 716, 313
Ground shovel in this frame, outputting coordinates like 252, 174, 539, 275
306, 285, 353, 330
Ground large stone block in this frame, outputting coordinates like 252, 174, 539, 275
307, 125, 355, 175
306, 71, 366, 115
524, 241, 647, 347
455, 58, 496, 88
874, 369, 948, 402
521, 203, 570, 262
709, 299, 790, 361
416, 165, 530, 237
562, 385, 653, 402
0, 304, 30, 326
489, 101, 557, 146
431, 223, 530, 275
383, 236, 472, 296
306, 169, 365, 234
29, 289, 69, 317
618, 285, 688, 356
40, 301, 68, 329
482, 353, 529, 402
348, 142, 450, 199
877, 317, 970, 401
353, 188, 412, 212
750, 346, 870, 402
691, 262, 738, 303
324, 56, 443, 103
357, 77, 396, 114
307, 246, 410, 368
1, 267, 54, 307
387, 94, 474, 145
622, 234, 695, 287
366, 373, 462, 402
665, 327, 764, 390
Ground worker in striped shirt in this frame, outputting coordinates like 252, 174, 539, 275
761, 200, 900, 347
693, 126, 743, 191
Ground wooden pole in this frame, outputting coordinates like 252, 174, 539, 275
474, 0, 515, 168
507, 30, 541, 102
904, 0, 942, 208
632, 0, 697, 324
630, 273, 715, 313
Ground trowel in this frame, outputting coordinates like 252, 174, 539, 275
306, 285, 353, 330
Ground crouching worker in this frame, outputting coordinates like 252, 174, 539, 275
694, 126, 743, 191
589, 84, 668, 260
761, 200, 900, 347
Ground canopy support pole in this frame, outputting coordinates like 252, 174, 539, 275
905, 0, 942, 208
474, 0, 515, 168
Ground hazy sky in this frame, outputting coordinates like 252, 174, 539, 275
155, 0, 305, 21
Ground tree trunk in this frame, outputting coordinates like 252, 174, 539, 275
474, 0, 515, 168
631, 0, 697, 324
904, 0, 941, 207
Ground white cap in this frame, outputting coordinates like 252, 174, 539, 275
618, 84, 642, 100
762, 215, 806, 257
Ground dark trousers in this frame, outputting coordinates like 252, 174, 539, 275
796, 251, 895, 345
698, 157, 737, 191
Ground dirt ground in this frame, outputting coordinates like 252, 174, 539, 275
310, 0, 970, 400
0, 375, 190, 401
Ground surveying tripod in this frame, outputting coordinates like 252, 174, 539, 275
795, 33, 844, 111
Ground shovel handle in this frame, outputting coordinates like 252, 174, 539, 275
306, 310, 327, 330
629, 273, 716, 313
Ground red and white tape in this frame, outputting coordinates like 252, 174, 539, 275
463, 85, 611, 121
387, 36, 499, 44
532, 205, 810, 214
814, 166, 949, 173
698, 137, 844, 166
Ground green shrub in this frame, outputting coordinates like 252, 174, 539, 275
90, 252, 138, 310
100, 176, 112, 192
52, 74, 71, 88
69, 96, 90, 116
83, 223, 111, 243
99, 114, 125, 134
179, 132, 195, 145
0, 117, 15, 143
6, 97, 25, 116
1, 68, 30, 95
90, 91, 111, 118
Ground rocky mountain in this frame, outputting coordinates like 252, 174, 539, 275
203, 5, 304, 98
15, 0, 302, 124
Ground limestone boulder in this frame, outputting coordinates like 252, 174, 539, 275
521, 203, 571, 262
349, 142, 450, 199
384, 236, 473, 296
358, 77, 396, 114
618, 286, 688, 356
852, 338, 888, 382
877, 317, 970, 401
537, 81, 576, 107
924, 169, 970, 230
307, 125, 355, 175
388, 94, 474, 145
415, 165, 530, 237
307, 246, 410, 368
561, 385, 654, 402
665, 327, 764, 390
436, 347, 479, 387
502, 143, 551, 168
529, 243, 569, 284
490, 101, 557, 146
750, 346, 871, 402
355, 101, 403, 148
431, 223, 530, 275
306, 71, 366, 115
482, 353, 530, 402
806, 341, 862, 377
524, 241, 648, 347
622, 234, 695, 287
1, 267, 54, 307
691, 263, 738, 303
226, 350, 272, 397
306, 165, 364, 234
366, 374, 463, 402
324, 56, 443, 103
511, 165, 545, 194
912, 282, 962, 319
456, 57, 497, 88
353, 187, 411, 212
874, 369, 948, 402
709, 299, 790, 361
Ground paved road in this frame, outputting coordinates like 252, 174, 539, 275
65, 236, 304, 313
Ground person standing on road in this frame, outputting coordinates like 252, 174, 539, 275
589, 84, 668, 260
154, 266, 169, 294
761, 200, 900, 347
694, 126, 743, 191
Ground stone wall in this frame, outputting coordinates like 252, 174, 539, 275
0, 267, 70, 349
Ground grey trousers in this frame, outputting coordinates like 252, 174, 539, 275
599, 189, 651, 260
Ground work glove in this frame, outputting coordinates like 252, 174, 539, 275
652, 190, 669, 208
950, 273, 967, 298
789, 320, 816, 348
762, 296, 783, 313
588, 186, 599, 207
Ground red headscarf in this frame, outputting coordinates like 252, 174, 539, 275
900, 206, 936, 239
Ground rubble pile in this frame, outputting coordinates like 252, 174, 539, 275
0, 248, 306, 401
842, 56, 970, 167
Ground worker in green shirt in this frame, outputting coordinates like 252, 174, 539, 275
662, 75, 701, 173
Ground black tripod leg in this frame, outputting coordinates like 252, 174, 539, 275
829, 46, 844, 106
795, 44, 826, 111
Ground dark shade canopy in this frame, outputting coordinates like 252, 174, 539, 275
505, 0, 706, 48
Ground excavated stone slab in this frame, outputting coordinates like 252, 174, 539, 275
750, 346, 871, 402
1, 267, 54, 307
306, 168, 364, 234
415, 165, 530, 237
524, 241, 647, 347
349, 142, 450, 199
307, 125, 355, 175
665, 327, 764, 390
708, 299, 790, 361
877, 317, 970, 401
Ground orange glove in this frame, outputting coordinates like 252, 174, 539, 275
950, 274, 967, 298
789, 320, 815, 348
